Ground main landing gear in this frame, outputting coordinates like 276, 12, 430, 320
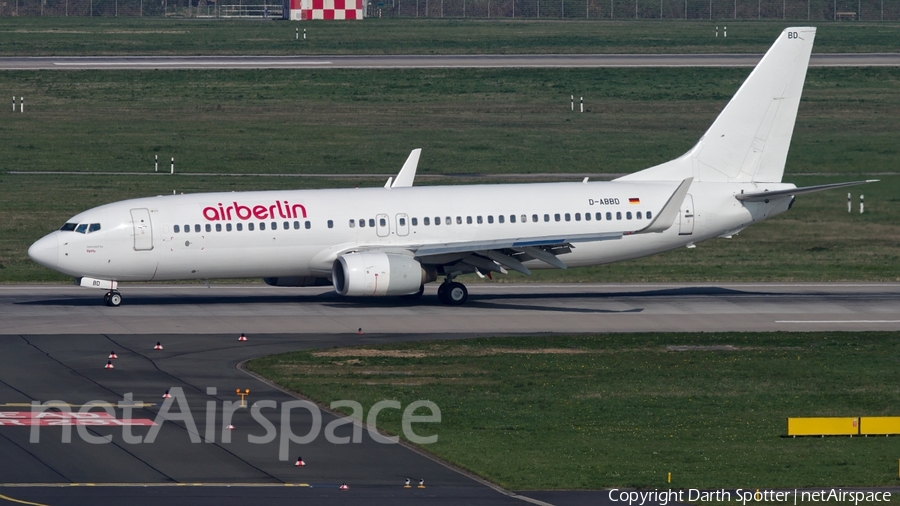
103, 290, 122, 307
437, 280, 468, 306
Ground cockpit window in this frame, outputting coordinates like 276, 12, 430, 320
60, 223, 77, 232
88, 223, 101, 233
75, 224, 88, 234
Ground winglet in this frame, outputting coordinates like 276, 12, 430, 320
636, 178, 693, 234
392, 148, 421, 188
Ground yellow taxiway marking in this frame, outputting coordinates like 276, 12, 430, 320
0, 493, 49, 506
0, 403, 156, 408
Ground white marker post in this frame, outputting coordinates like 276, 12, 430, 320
296, 28, 299, 40
170, 157, 174, 175
155, 154, 158, 172
716, 26, 718, 37
860, 195, 864, 214
303, 29, 307, 40
847, 192, 851, 213
570, 95, 574, 111
580, 97, 584, 113
20, 96, 23, 113
724, 26, 727, 37
12, 96, 15, 112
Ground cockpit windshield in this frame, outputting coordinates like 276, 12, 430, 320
60, 223, 101, 234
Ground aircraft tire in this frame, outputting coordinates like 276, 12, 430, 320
437, 283, 449, 303
108, 291, 122, 307
445, 282, 468, 305
103, 292, 112, 306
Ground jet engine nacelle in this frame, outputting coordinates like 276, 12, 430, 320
333, 252, 434, 296
263, 276, 332, 287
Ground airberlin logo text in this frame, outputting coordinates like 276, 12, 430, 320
202, 201, 308, 222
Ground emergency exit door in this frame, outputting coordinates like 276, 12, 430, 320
678, 195, 695, 235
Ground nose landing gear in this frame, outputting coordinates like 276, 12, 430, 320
103, 291, 122, 307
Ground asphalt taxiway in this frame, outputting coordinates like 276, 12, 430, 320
1, 53, 899, 70
2, 283, 899, 335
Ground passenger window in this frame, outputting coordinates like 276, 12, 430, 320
596, 212, 602, 221
446, 216, 451, 225
260, 222, 266, 231
294, 221, 300, 230
626, 212, 632, 220
248, 223, 254, 231
532, 214, 538, 223
498, 215, 505, 224
305, 221, 311, 229
544, 214, 550, 222
522, 214, 527, 223
585, 213, 591, 221
271, 221, 277, 230
575, 213, 581, 221
359, 219, 366, 228
646, 211, 652, 219
424, 217, 430, 226
184, 224, 190, 232
216, 223, 222, 232
226, 223, 232, 232
457, 216, 462, 225
435, 217, 441, 226
368, 219, 375, 228
174, 225, 180, 233
477, 216, 483, 224
509, 215, 516, 223
616, 212, 622, 220
636, 212, 642, 220
328, 220, 334, 228
606, 212, 612, 221
412, 217, 418, 226
349, 219, 356, 228
237, 223, 243, 231
565, 213, 571, 222
284, 221, 290, 229
488, 216, 494, 224
194, 224, 201, 233
379, 218, 387, 227
399, 218, 406, 226
466, 216, 473, 224
89, 223, 101, 233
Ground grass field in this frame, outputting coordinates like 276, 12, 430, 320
246, 332, 900, 490
1, 18, 899, 55
1, 66, 898, 283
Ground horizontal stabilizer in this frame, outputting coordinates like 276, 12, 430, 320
736, 180, 878, 202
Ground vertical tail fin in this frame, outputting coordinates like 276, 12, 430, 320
619, 27, 816, 184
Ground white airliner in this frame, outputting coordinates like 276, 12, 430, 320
28, 27, 874, 307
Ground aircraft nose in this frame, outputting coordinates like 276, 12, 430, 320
28, 233, 59, 269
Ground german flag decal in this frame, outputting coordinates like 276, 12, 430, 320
629, 198, 641, 204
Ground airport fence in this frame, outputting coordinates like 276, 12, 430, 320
1, 0, 898, 19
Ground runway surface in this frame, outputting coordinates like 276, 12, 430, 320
1, 53, 899, 69
2, 283, 899, 335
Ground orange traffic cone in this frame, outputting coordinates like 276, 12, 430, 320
154, 342, 163, 350
162, 390, 171, 399
418, 479, 425, 489
104, 361, 114, 369
404, 478, 411, 488
108, 351, 118, 359
238, 333, 247, 342
294, 456, 305, 467
339, 483, 348, 490
357, 328, 363, 335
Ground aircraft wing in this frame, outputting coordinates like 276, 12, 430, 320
408, 178, 693, 274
